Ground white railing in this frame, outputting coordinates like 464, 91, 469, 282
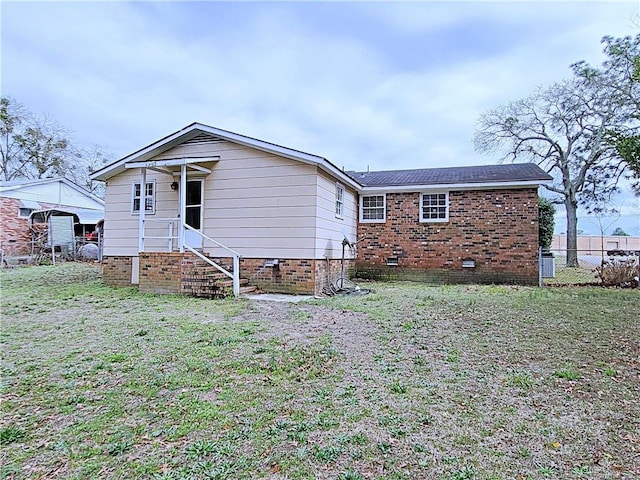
141, 217, 179, 251
183, 224, 242, 298
139, 218, 242, 297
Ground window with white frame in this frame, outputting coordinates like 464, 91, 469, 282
420, 192, 449, 222
18, 208, 34, 218
335, 183, 344, 218
132, 181, 155, 214
360, 194, 386, 222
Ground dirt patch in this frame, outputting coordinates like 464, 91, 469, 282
236, 301, 382, 377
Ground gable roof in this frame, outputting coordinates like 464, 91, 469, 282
348, 164, 552, 192
91, 122, 361, 189
91, 123, 551, 193
0, 177, 105, 206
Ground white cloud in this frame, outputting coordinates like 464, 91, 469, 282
2, 0, 638, 180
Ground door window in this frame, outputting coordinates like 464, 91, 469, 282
185, 180, 202, 230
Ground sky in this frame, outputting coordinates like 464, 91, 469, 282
1, 0, 639, 235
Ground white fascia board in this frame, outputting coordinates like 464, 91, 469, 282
359, 179, 547, 194
92, 122, 363, 190
58, 178, 106, 206
91, 127, 204, 181
124, 157, 218, 171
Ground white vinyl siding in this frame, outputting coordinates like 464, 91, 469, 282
360, 194, 386, 222
196, 141, 317, 258
315, 172, 357, 259
102, 137, 358, 260
103, 171, 177, 256
420, 192, 449, 222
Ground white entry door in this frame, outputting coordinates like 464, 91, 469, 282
184, 179, 203, 249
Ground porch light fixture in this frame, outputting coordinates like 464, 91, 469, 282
170, 181, 179, 191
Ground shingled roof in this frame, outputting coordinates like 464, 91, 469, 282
347, 163, 551, 188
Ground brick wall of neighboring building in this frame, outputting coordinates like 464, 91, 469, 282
356, 188, 540, 285
102, 256, 133, 287
0, 197, 32, 255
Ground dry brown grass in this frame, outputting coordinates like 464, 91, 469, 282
1, 264, 639, 479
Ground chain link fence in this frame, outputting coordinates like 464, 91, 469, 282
541, 249, 640, 286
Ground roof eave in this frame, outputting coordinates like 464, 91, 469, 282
359, 179, 549, 193
91, 123, 362, 189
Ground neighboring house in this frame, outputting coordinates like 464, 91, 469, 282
91, 123, 551, 296
0, 178, 105, 256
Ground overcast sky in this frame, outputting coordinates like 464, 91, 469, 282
2, 0, 639, 234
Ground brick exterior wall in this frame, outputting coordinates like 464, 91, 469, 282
0, 197, 33, 256
102, 256, 133, 287
103, 254, 356, 296
242, 258, 316, 294
138, 252, 183, 294
315, 258, 355, 294
356, 188, 540, 285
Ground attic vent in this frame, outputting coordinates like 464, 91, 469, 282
184, 133, 224, 145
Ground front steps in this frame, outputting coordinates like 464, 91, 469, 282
181, 259, 256, 298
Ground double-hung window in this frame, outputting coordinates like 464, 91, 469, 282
420, 192, 449, 222
335, 183, 344, 218
360, 194, 386, 222
132, 181, 155, 214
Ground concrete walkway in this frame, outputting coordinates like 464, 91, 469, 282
244, 293, 315, 303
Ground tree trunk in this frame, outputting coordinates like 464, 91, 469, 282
565, 199, 579, 267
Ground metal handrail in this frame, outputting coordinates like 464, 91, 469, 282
141, 218, 178, 252
183, 224, 241, 297
183, 224, 242, 258
143, 217, 180, 223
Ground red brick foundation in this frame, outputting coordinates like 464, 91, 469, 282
102, 256, 133, 287
240, 257, 353, 295
241, 258, 316, 294
139, 252, 183, 294
103, 253, 346, 296
357, 188, 540, 285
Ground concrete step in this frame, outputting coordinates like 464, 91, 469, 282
239, 285, 259, 295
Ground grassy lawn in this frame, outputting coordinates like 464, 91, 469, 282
1, 263, 638, 480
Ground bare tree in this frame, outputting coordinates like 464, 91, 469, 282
14, 115, 77, 179
67, 144, 111, 197
0, 96, 110, 198
573, 35, 640, 185
474, 38, 638, 267
0, 96, 29, 181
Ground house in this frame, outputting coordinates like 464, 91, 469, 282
352, 164, 551, 285
91, 123, 551, 296
0, 177, 105, 257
